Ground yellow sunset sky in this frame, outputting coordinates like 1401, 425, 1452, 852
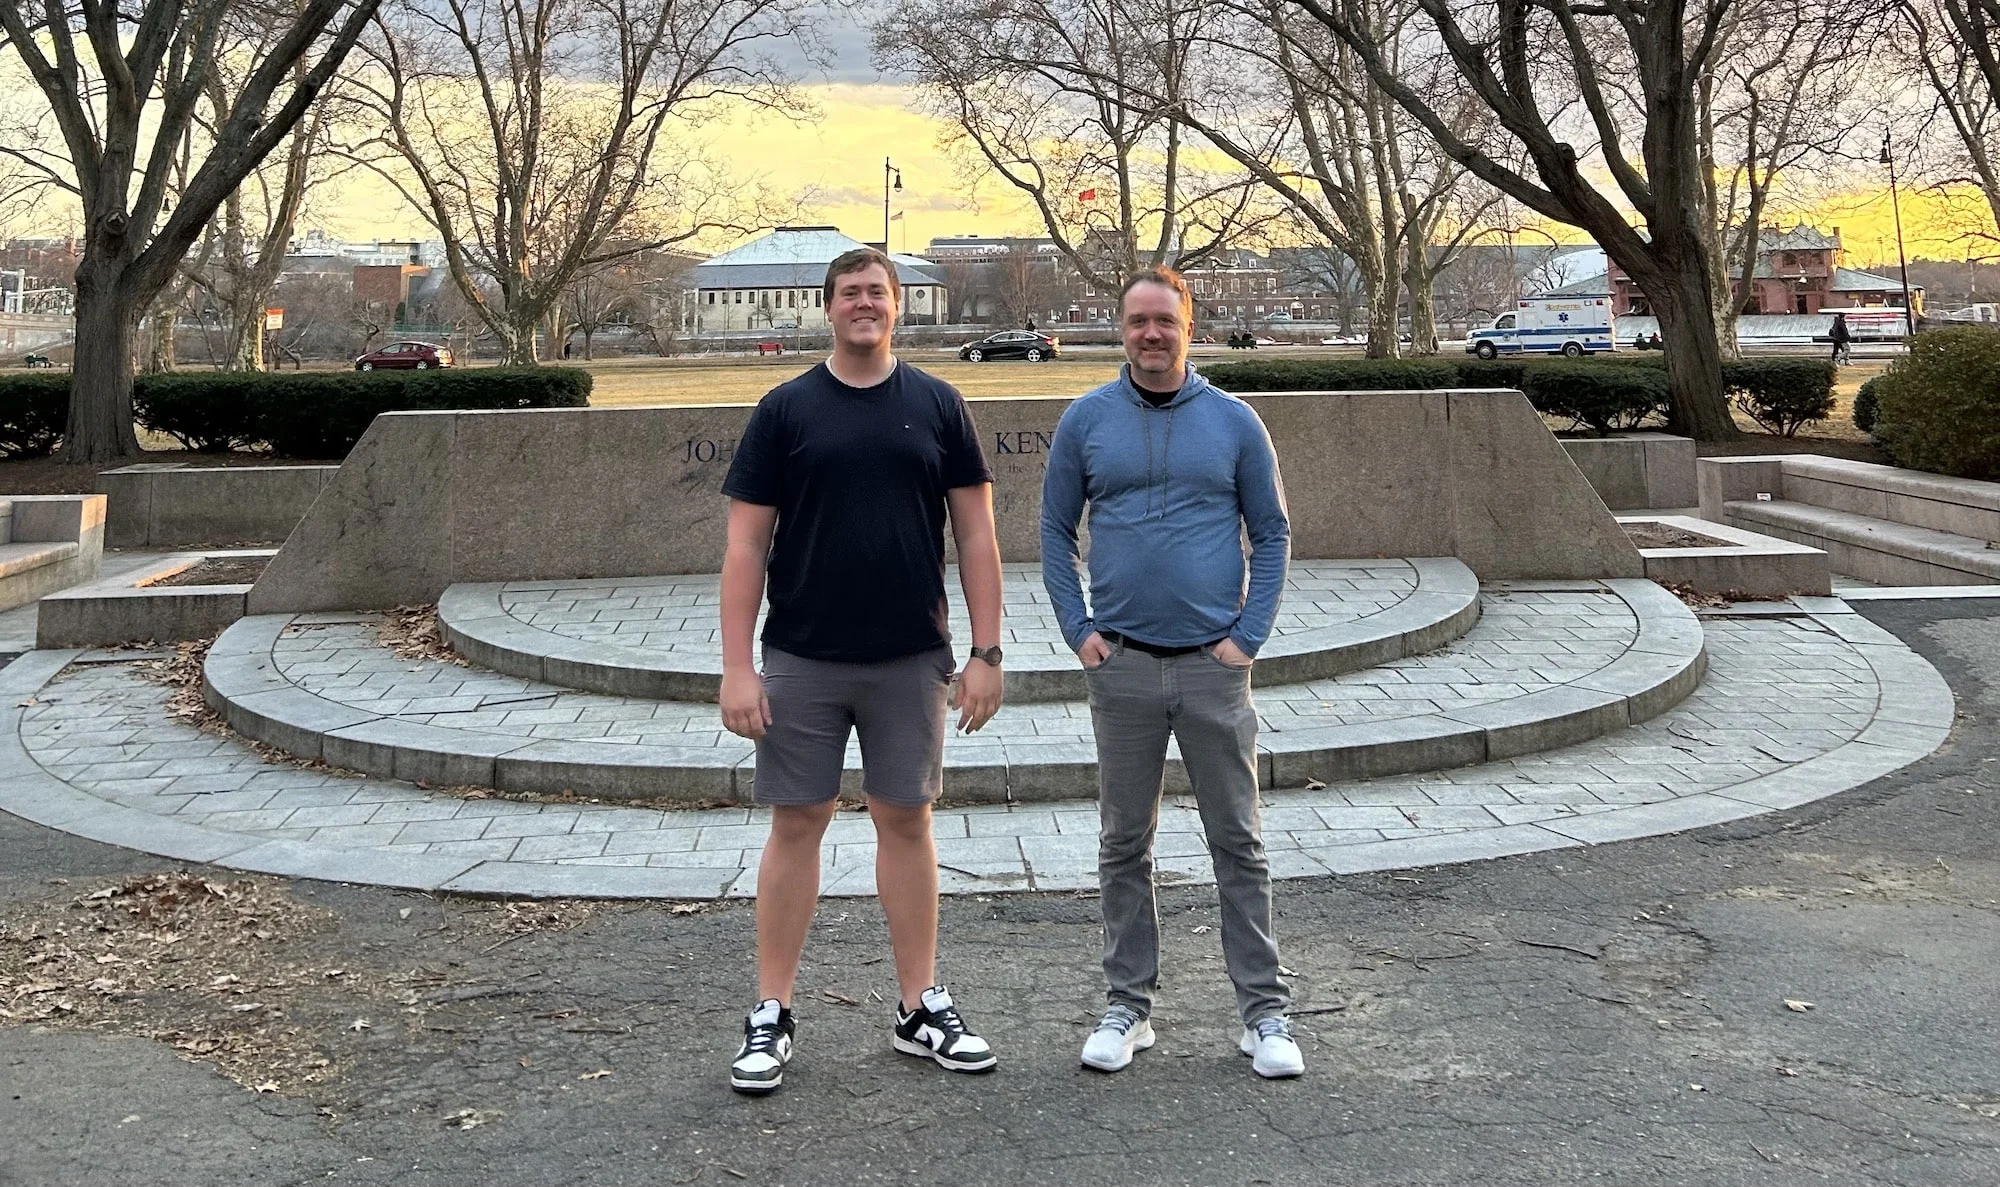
287, 83, 1991, 268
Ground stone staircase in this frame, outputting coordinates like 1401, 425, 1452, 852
1703, 455, 2000, 586
201, 560, 1708, 806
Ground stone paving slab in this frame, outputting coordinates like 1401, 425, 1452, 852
202, 581, 1701, 801
0, 599, 1954, 898
438, 559, 1482, 703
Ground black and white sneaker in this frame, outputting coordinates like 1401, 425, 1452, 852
892, 985, 997, 1073
730, 999, 795, 1095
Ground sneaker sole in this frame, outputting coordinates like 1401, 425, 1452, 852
730, 1074, 782, 1095
1080, 1026, 1156, 1072
892, 1035, 998, 1073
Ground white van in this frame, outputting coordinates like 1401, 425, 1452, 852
1466, 295, 1616, 359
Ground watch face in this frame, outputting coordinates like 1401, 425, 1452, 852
973, 645, 1003, 665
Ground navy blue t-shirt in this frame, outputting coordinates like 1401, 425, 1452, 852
721, 361, 993, 663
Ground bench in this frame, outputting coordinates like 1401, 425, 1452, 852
754, 341, 783, 356
0, 495, 106, 612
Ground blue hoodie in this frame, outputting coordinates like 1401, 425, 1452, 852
1039, 364, 1290, 655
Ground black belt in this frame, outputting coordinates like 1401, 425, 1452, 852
1101, 630, 1223, 659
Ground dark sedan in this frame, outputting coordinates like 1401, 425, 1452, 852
355, 340, 454, 371
957, 330, 1061, 362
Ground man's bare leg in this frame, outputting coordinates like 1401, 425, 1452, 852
869, 797, 939, 1005
755, 800, 840, 1004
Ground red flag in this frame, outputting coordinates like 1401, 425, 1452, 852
1078, 188, 1097, 202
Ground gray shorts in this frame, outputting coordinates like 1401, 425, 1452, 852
752, 644, 955, 807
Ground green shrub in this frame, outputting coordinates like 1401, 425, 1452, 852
0, 374, 69, 459
133, 372, 264, 452
1200, 358, 1458, 391
1520, 363, 1671, 437
1722, 358, 1835, 437
1874, 326, 2000, 478
1853, 376, 1883, 435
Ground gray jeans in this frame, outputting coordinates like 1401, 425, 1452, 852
1084, 638, 1290, 1025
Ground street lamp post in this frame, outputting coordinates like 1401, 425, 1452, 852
883, 157, 902, 252
1880, 133, 1917, 339
883, 157, 904, 324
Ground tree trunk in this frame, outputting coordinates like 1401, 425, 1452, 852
1650, 268, 1741, 441
228, 306, 268, 371
63, 261, 144, 463
1406, 263, 1439, 356
1360, 277, 1408, 359
500, 316, 537, 365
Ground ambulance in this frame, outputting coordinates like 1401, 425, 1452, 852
1466, 294, 1616, 359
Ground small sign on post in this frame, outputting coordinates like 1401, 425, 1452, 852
264, 307, 285, 331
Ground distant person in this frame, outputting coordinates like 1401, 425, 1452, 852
718, 246, 1005, 1096
561, 340, 573, 360
1041, 267, 1302, 1080
1830, 312, 1853, 365
1025, 318, 1038, 330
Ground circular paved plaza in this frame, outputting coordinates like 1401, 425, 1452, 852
0, 564, 1953, 900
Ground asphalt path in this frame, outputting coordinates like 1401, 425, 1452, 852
3, 599, 1998, 1186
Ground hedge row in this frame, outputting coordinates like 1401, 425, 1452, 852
0, 367, 593, 460
1201, 354, 1835, 438
1869, 326, 2000, 479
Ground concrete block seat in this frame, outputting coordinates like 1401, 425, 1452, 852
1703, 455, 2000, 586
201, 577, 1705, 806
0, 495, 106, 612
437, 559, 1484, 704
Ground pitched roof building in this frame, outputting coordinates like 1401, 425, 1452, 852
692, 226, 948, 334
1550, 225, 1922, 318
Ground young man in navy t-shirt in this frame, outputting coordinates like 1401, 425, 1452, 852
718, 247, 1007, 1095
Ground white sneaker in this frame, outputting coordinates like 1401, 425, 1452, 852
1239, 1016, 1304, 1078
1080, 1005, 1155, 1072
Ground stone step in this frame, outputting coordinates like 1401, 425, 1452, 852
436, 559, 1482, 704
202, 580, 1706, 805
1725, 499, 2000, 586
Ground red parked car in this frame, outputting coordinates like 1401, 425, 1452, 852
354, 341, 454, 371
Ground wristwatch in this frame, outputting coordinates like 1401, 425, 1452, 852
968, 644, 1004, 667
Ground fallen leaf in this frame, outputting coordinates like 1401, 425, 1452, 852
1783, 999, 1815, 1013
668, 903, 705, 915
579, 1069, 613, 1081
1774, 1066, 1799, 1077
1304, 779, 1327, 791
348, 1019, 371, 1033
1190, 925, 1214, 935
443, 1108, 500, 1130
398, 908, 413, 920
252, 1081, 279, 1094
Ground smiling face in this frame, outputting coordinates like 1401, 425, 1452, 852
828, 261, 900, 352
1120, 278, 1193, 389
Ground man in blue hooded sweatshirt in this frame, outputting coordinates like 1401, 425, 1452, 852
1041, 267, 1301, 1079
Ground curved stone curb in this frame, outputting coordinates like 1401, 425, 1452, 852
0, 598, 1954, 900
438, 560, 1483, 704
204, 580, 1695, 805
1263, 578, 1706, 786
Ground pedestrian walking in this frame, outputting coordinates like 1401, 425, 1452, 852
1040, 266, 1303, 1079
718, 246, 1007, 1096
1830, 312, 1853, 365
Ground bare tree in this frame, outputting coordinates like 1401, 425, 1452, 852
1697, 1, 1874, 355
348, 0, 809, 364
875, 0, 1270, 291
1900, 0, 2000, 239
1281, 0, 1746, 438
0, 0, 386, 461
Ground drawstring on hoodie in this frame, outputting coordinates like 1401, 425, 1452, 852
1135, 369, 1183, 520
